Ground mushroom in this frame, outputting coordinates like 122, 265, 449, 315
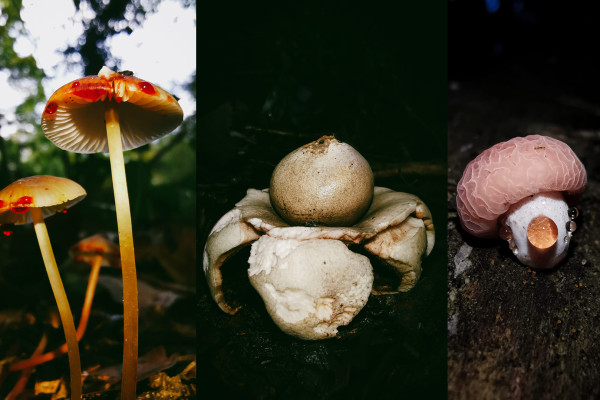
0, 175, 86, 400
248, 236, 373, 339
456, 135, 587, 268
203, 136, 435, 339
10, 234, 120, 372
40, 66, 183, 398
270, 135, 374, 226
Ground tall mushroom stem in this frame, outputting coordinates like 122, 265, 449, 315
104, 102, 138, 399
10, 254, 103, 371
31, 207, 82, 400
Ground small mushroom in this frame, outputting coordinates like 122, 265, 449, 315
0, 176, 86, 400
41, 66, 183, 398
456, 135, 586, 268
10, 234, 120, 372
68, 234, 120, 339
203, 137, 435, 339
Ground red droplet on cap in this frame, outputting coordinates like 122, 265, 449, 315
10, 196, 33, 214
71, 81, 110, 101
45, 102, 58, 114
139, 81, 156, 95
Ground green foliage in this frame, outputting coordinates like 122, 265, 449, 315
0, 0, 196, 224
68, 0, 161, 74
0, 0, 42, 78
0, 0, 47, 187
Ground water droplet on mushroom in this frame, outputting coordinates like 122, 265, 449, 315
566, 220, 577, 233
569, 207, 579, 220
499, 224, 513, 241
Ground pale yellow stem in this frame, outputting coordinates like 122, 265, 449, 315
104, 103, 138, 400
31, 207, 82, 400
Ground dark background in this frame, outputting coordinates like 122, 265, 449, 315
449, 1, 600, 399
198, 2, 447, 399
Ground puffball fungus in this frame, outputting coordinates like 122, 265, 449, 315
456, 135, 586, 269
204, 136, 435, 340
270, 135, 374, 226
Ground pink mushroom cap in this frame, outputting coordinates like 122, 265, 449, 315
456, 135, 587, 238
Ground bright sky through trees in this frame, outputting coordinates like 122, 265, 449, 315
0, 0, 195, 139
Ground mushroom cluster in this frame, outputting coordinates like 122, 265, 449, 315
1, 66, 183, 399
203, 136, 435, 340
40, 66, 183, 399
456, 135, 586, 269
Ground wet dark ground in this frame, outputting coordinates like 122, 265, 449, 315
0, 136, 197, 397
0, 220, 197, 399
448, 54, 600, 399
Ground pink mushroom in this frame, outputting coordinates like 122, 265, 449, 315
456, 135, 586, 269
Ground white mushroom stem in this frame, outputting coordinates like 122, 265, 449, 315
31, 207, 82, 400
104, 103, 138, 399
500, 192, 573, 269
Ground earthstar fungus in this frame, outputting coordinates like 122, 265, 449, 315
456, 135, 586, 268
0, 175, 86, 400
41, 66, 183, 399
204, 136, 435, 339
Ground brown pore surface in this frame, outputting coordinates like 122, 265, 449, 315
527, 216, 558, 250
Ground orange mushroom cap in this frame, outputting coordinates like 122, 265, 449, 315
69, 234, 121, 268
0, 176, 86, 225
41, 66, 184, 154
